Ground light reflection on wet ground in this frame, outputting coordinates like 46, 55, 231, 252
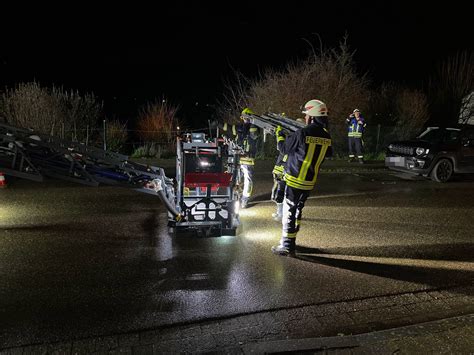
0, 170, 473, 347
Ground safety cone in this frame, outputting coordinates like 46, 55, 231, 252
0, 172, 7, 188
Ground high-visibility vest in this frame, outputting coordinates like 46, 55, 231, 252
347, 117, 366, 138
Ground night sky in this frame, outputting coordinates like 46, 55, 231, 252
1, 2, 472, 123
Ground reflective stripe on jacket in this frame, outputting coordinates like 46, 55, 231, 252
280, 122, 332, 191
222, 123, 238, 138
238, 123, 259, 159
347, 117, 366, 138
272, 153, 287, 177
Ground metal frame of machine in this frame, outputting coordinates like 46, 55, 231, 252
170, 132, 241, 236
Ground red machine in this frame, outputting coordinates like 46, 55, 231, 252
170, 132, 241, 236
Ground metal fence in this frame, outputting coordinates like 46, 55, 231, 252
47, 122, 404, 160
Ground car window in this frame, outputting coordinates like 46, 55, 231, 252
445, 129, 461, 143
417, 128, 444, 143
464, 129, 474, 140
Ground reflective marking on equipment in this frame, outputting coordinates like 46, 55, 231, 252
305, 136, 332, 146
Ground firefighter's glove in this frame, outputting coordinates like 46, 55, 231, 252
275, 125, 285, 142
175, 213, 185, 222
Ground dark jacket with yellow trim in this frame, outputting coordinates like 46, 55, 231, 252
279, 119, 332, 190
272, 152, 287, 177
273, 136, 287, 178
222, 122, 238, 139
222, 122, 259, 165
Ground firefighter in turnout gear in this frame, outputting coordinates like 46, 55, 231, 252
238, 108, 259, 208
346, 109, 366, 164
221, 108, 259, 209
271, 138, 287, 221
271, 99, 332, 256
270, 117, 305, 221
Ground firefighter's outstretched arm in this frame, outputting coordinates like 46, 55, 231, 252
276, 125, 300, 155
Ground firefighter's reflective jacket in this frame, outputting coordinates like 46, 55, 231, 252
272, 152, 287, 178
222, 122, 259, 166
222, 122, 238, 140
279, 121, 332, 190
273, 135, 287, 178
347, 116, 366, 138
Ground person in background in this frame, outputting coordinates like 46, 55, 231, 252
346, 109, 366, 164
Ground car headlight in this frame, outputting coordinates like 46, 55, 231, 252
415, 147, 428, 155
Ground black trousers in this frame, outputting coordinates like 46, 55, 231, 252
271, 174, 286, 203
282, 185, 310, 238
348, 137, 363, 158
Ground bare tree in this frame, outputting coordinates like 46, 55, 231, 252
105, 120, 128, 152
135, 98, 179, 158
0, 82, 103, 140
0, 82, 65, 134
218, 38, 371, 155
429, 51, 474, 125
54, 88, 103, 141
393, 88, 430, 140
367, 83, 429, 149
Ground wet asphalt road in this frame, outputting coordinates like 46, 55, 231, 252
0, 166, 473, 348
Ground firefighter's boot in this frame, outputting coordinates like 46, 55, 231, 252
241, 197, 249, 209
272, 203, 283, 221
271, 237, 296, 257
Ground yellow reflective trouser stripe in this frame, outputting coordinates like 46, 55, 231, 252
298, 142, 316, 181
223, 123, 228, 131
232, 125, 237, 136
283, 232, 297, 238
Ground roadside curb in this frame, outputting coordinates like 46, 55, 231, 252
1, 285, 473, 354
241, 313, 474, 354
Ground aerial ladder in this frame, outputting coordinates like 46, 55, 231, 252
0, 122, 240, 236
240, 112, 305, 136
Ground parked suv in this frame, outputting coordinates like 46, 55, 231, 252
385, 125, 474, 182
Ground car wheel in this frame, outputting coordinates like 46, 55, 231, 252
430, 158, 453, 182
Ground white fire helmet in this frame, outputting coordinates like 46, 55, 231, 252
301, 99, 328, 117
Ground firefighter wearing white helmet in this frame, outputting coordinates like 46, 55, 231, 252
301, 99, 328, 117
346, 108, 366, 163
272, 99, 332, 256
